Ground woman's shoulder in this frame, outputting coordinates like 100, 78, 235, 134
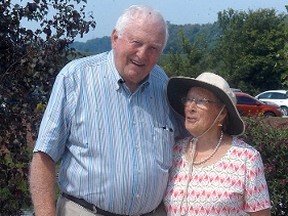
230, 137, 261, 158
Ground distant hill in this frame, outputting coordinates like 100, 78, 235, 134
70, 36, 111, 54
70, 22, 221, 54
165, 22, 221, 53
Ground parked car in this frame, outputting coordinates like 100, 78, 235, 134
255, 90, 288, 116
235, 92, 283, 117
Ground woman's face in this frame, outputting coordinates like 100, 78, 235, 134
111, 18, 166, 90
183, 87, 226, 137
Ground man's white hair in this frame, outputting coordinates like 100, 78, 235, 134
114, 5, 169, 49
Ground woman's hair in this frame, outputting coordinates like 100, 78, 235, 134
114, 5, 169, 48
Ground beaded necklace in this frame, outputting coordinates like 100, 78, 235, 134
192, 130, 224, 165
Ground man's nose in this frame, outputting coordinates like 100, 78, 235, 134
136, 46, 149, 58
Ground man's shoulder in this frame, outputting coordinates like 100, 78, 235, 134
60, 51, 110, 76
70, 51, 110, 68
150, 64, 168, 82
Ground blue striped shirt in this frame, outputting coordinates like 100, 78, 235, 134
34, 51, 180, 215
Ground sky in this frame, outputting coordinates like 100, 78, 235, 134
18, 0, 287, 42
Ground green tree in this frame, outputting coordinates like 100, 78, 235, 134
282, 5, 288, 87
161, 30, 212, 78
0, 0, 95, 214
213, 8, 288, 94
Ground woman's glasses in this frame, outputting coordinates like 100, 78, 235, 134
181, 97, 220, 109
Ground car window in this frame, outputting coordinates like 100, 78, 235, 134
271, 92, 286, 99
258, 92, 272, 99
237, 96, 257, 105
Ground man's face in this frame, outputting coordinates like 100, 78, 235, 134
111, 20, 165, 90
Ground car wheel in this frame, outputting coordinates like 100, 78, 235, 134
281, 106, 288, 116
264, 112, 276, 117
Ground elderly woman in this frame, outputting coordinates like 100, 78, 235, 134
163, 72, 271, 216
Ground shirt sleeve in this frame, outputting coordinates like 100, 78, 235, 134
33, 72, 72, 162
244, 150, 271, 212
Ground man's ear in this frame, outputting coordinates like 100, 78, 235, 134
111, 29, 118, 49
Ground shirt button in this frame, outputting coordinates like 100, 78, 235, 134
136, 194, 140, 200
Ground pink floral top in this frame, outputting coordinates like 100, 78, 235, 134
164, 137, 271, 216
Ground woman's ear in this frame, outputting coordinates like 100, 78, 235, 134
219, 107, 228, 124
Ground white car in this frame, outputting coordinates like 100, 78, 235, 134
255, 90, 288, 116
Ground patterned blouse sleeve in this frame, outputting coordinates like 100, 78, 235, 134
244, 149, 271, 212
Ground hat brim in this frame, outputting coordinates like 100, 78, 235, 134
167, 77, 245, 136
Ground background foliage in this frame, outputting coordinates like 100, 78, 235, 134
161, 8, 288, 95
0, 0, 95, 214
240, 118, 288, 215
213, 8, 288, 94
0, 1, 288, 215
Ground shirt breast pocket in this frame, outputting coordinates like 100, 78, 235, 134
153, 124, 174, 170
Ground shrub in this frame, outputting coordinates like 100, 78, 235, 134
1, 0, 95, 215
240, 117, 288, 215
0, 147, 33, 215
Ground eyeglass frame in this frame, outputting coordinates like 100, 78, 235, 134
181, 96, 222, 108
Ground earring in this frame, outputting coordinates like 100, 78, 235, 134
218, 123, 223, 127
